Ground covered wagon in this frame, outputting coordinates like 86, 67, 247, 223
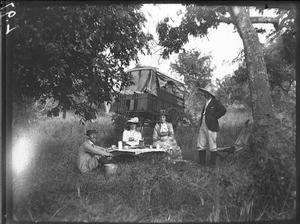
115, 66, 187, 127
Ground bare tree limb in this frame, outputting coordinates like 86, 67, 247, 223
218, 15, 280, 30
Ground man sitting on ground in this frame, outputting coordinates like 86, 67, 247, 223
77, 129, 115, 174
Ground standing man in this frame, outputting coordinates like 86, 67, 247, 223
197, 83, 226, 166
78, 129, 115, 174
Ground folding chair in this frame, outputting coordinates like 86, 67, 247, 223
216, 119, 252, 160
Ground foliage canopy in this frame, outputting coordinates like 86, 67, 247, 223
170, 50, 214, 122
13, 3, 152, 121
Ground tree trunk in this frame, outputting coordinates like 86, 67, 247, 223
229, 6, 275, 147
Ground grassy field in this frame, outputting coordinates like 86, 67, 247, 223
11, 107, 295, 222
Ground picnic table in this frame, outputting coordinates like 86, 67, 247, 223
108, 145, 167, 157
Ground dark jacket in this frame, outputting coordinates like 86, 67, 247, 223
199, 97, 226, 132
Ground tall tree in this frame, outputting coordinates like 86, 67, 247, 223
228, 6, 274, 128
217, 7, 296, 107
13, 3, 152, 121
156, 4, 294, 148
170, 50, 213, 122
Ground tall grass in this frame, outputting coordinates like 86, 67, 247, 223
11, 107, 295, 222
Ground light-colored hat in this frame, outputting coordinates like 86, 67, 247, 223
128, 117, 139, 123
199, 83, 217, 97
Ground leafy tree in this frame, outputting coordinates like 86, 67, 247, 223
170, 50, 213, 124
170, 50, 213, 86
156, 4, 296, 146
233, 8, 296, 95
157, 5, 297, 215
264, 9, 296, 95
13, 3, 152, 122
218, 7, 296, 108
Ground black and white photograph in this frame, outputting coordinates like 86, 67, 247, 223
1, 1, 297, 223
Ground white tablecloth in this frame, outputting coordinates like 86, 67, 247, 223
109, 147, 167, 155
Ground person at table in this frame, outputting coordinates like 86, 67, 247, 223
122, 117, 142, 147
153, 110, 182, 161
77, 129, 116, 174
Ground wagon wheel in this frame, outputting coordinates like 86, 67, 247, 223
166, 107, 182, 127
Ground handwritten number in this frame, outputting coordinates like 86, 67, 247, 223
7, 10, 16, 18
1, 10, 16, 18
1, 2, 17, 35
6, 24, 17, 34
0, 2, 15, 10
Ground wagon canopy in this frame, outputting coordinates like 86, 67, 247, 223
120, 69, 157, 95
120, 67, 186, 98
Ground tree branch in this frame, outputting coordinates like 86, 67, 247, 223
250, 16, 279, 25
218, 15, 232, 24
218, 15, 280, 30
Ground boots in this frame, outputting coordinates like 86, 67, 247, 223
198, 150, 206, 166
210, 151, 218, 166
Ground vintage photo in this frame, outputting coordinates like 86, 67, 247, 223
3, 1, 296, 222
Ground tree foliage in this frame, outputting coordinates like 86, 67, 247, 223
13, 3, 152, 121
156, 5, 225, 59
170, 50, 213, 86
264, 8, 296, 94
157, 4, 296, 126
217, 7, 296, 107
170, 50, 213, 123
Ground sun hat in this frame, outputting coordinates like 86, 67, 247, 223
199, 83, 217, 97
127, 117, 139, 123
159, 110, 168, 116
84, 129, 99, 136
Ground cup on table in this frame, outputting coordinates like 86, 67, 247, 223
149, 145, 153, 149
118, 141, 123, 150
111, 145, 116, 149
124, 145, 129, 150
139, 139, 144, 147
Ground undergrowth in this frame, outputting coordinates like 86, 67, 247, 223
11, 107, 296, 222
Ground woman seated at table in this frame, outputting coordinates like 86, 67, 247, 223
153, 110, 182, 161
122, 117, 142, 147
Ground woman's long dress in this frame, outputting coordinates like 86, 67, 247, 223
153, 122, 182, 161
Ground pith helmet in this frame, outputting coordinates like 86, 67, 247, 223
127, 117, 139, 123
199, 83, 217, 97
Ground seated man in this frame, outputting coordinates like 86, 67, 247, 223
122, 117, 142, 147
153, 110, 182, 162
77, 129, 115, 174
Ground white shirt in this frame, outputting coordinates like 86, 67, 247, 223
122, 129, 142, 147
203, 98, 212, 115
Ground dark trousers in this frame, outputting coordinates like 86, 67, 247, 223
198, 151, 217, 166
198, 150, 206, 166
210, 151, 217, 166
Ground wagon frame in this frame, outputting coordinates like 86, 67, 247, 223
114, 66, 187, 127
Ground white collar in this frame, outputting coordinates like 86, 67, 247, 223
87, 139, 94, 145
206, 98, 212, 105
